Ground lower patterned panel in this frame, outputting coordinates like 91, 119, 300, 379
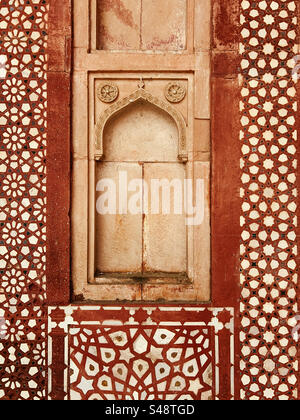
70, 325, 212, 400
48, 306, 234, 400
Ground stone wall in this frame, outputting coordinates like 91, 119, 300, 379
0, 0, 298, 400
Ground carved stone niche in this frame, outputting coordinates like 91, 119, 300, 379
72, 73, 210, 302
94, 88, 188, 162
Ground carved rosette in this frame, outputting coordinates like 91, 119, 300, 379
97, 83, 119, 103
165, 82, 186, 103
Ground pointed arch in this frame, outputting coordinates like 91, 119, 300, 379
94, 88, 188, 161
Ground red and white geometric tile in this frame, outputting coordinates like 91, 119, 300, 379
48, 306, 234, 400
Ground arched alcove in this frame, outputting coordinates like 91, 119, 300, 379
95, 90, 187, 277
103, 99, 179, 162
94, 89, 188, 162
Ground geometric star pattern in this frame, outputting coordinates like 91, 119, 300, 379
69, 326, 213, 400
239, 0, 298, 400
0, 0, 48, 400
48, 306, 235, 401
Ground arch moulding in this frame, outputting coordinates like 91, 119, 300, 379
94, 88, 188, 162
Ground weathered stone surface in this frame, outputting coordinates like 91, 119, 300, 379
97, 0, 141, 50
143, 163, 187, 274
95, 163, 143, 273
96, 0, 187, 51
194, 0, 211, 51
141, 0, 187, 51
72, 0, 212, 302
103, 101, 179, 162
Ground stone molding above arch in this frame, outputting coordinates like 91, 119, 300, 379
94, 88, 188, 162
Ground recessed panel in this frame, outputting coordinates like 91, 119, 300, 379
97, 0, 141, 50
96, 0, 187, 51
143, 163, 187, 274
103, 101, 179, 162
141, 0, 187, 51
95, 162, 143, 274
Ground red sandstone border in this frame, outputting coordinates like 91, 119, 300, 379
47, 0, 72, 306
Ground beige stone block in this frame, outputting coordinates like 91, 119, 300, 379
103, 101, 179, 162
75, 49, 196, 72
143, 163, 187, 274
193, 118, 210, 154
97, 0, 141, 50
191, 151, 210, 161
142, 161, 211, 302
194, 0, 211, 51
141, 0, 187, 51
95, 162, 143, 273
193, 161, 210, 301
72, 158, 89, 296
195, 52, 211, 119
73, 71, 88, 158
73, 0, 89, 48
142, 284, 197, 301
84, 284, 142, 301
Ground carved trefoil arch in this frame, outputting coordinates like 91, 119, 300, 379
73, 70, 210, 302
94, 88, 188, 162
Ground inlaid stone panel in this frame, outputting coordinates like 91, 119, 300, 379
0, 0, 49, 400
69, 325, 212, 400
239, 0, 299, 400
48, 306, 235, 400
